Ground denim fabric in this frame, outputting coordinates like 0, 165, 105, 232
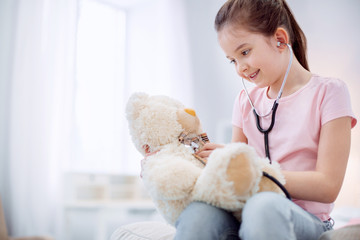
240, 192, 332, 240
174, 201, 240, 240
174, 192, 332, 240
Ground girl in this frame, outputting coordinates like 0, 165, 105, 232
174, 0, 357, 239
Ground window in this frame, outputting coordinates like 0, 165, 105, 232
72, 0, 129, 173
70, 0, 193, 175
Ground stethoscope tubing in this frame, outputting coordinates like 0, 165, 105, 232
240, 43, 293, 200
253, 101, 279, 162
241, 43, 293, 161
263, 171, 292, 200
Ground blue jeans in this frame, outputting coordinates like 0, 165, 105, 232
174, 192, 333, 240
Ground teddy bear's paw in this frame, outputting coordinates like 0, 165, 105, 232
191, 142, 262, 210
212, 143, 263, 199
226, 152, 260, 197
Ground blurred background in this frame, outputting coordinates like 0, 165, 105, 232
0, 0, 359, 239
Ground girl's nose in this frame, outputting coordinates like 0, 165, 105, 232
236, 62, 247, 76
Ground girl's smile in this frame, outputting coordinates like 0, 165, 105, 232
247, 70, 260, 81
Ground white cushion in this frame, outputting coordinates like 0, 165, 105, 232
110, 221, 176, 240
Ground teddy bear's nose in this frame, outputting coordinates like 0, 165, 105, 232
184, 108, 196, 116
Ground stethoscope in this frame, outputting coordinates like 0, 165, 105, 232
241, 42, 293, 200
241, 42, 293, 163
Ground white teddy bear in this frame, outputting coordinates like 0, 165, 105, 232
126, 92, 287, 225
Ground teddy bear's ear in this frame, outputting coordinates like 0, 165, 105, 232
125, 92, 149, 121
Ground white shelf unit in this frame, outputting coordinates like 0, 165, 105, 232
63, 172, 162, 240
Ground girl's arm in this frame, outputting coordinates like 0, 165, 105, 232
231, 126, 248, 143
282, 116, 352, 203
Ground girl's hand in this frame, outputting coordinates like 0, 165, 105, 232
195, 143, 224, 159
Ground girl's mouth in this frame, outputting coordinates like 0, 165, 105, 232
249, 70, 259, 80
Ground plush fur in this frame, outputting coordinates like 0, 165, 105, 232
126, 92, 286, 225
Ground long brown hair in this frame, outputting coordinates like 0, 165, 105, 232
215, 0, 309, 70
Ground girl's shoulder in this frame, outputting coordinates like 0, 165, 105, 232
310, 74, 357, 128
281, 74, 351, 101
306, 74, 352, 103
309, 74, 349, 89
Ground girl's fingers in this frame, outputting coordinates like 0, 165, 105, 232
199, 143, 224, 152
196, 143, 224, 158
196, 150, 212, 158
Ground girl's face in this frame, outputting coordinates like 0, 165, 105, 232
218, 25, 286, 89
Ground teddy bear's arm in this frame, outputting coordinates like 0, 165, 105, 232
142, 156, 202, 201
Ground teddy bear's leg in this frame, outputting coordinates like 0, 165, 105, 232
226, 152, 258, 196
192, 142, 263, 211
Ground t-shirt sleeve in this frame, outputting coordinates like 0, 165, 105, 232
232, 91, 243, 128
320, 79, 357, 128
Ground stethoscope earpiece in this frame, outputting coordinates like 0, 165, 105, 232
277, 42, 292, 48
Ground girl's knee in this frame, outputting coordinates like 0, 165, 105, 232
240, 192, 293, 239
176, 202, 213, 223
175, 202, 240, 240
176, 201, 236, 227
245, 192, 285, 208
243, 192, 289, 219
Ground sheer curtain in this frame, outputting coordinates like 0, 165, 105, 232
2, 0, 77, 238
69, 0, 127, 174
1, 0, 193, 238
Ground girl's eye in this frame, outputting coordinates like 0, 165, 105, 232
242, 49, 250, 56
229, 59, 236, 64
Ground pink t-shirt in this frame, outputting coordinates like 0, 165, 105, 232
232, 75, 357, 221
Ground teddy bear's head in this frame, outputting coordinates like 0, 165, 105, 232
126, 92, 203, 156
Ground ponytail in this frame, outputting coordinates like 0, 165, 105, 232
215, 0, 309, 70
282, 1, 309, 70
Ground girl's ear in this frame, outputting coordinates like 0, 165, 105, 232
274, 27, 290, 49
